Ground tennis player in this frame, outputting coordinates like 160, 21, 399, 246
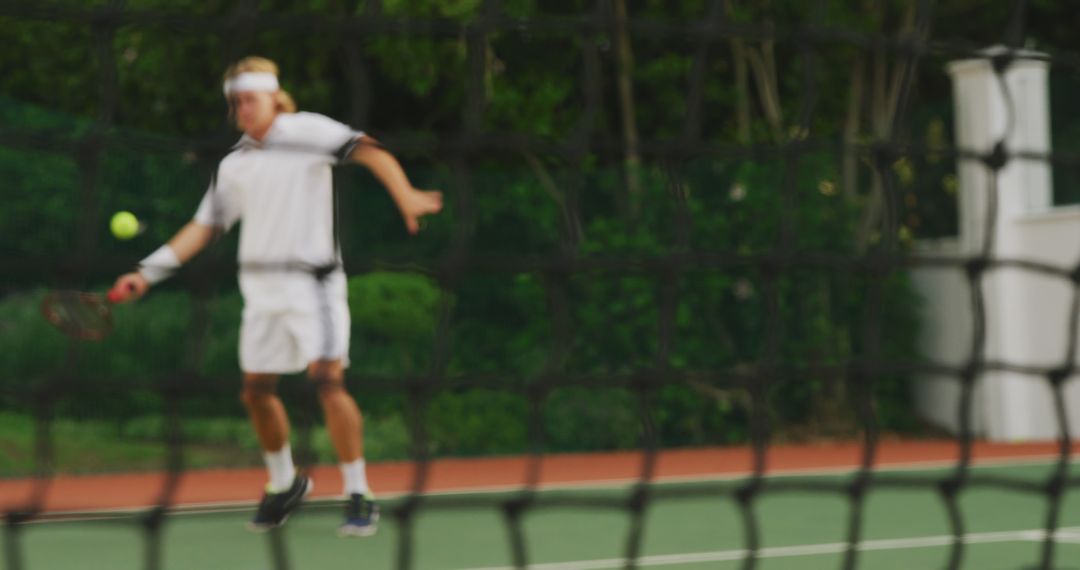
110, 56, 442, 537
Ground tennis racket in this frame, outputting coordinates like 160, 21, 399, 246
40, 284, 133, 341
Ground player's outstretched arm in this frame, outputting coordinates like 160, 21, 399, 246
110, 221, 218, 303
351, 137, 443, 234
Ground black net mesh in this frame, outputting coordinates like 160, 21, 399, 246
2, 1, 1080, 569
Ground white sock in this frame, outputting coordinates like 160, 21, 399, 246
263, 444, 296, 492
340, 459, 370, 496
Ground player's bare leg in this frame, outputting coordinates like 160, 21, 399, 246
308, 359, 363, 462
308, 359, 378, 536
241, 372, 310, 531
241, 373, 289, 451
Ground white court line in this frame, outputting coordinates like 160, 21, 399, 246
461, 527, 1080, 570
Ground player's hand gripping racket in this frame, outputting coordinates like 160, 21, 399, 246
40, 283, 135, 341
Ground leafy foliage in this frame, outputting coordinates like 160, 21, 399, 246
0, 0, 975, 464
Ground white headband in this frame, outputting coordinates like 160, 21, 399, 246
223, 72, 280, 96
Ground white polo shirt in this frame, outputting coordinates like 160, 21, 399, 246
193, 111, 364, 315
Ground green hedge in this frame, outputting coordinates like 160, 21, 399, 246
0, 152, 923, 463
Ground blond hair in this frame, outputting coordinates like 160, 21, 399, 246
223, 56, 297, 119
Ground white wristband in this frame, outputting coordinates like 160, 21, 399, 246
138, 245, 181, 285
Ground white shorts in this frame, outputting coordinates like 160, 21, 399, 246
239, 300, 351, 374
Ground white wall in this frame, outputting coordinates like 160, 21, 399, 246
913, 47, 1080, 441
911, 240, 982, 435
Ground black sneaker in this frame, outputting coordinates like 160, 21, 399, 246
337, 493, 379, 537
247, 475, 313, 532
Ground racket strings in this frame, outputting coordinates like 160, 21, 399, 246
41, 292, 113, 341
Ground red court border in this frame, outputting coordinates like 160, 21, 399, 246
1, 440, 1076, 514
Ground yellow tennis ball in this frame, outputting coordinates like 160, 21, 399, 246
110, 211, 140, 240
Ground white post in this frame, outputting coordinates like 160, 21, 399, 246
945, 46, 1055, 441
948, 46, 1052, 251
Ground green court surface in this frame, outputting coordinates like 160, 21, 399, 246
7, 461, 1080, 570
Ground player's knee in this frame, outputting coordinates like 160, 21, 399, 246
307, 360, 345, 398
307, 359, 343, 379
309, 376, 345, 399
240, 377, 277, 407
